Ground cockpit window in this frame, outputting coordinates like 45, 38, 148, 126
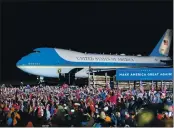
33, 51, 40, 53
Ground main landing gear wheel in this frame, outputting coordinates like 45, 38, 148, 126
37, 76, 44, 84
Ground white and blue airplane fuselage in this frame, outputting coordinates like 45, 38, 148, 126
16, 29, 172, 78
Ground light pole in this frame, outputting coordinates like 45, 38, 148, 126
93, 72, 95, 88
69, 73, 70, 85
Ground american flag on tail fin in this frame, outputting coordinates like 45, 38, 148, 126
164, 40, 168, 46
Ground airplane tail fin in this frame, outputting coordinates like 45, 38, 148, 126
150, 29, 172, 57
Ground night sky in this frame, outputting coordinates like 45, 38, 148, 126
1, 1, 173, 83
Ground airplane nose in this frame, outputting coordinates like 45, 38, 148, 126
16, 59, 23, 68
16, 60, 20, 68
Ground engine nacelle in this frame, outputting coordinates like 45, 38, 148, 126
75, 68, 89, 78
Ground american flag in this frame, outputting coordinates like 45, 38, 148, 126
151, 81, 155, 92
140, 81, 144, 93
163, 84, 167, 93
164, 40, 168, 45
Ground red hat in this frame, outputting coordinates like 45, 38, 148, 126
38, 107, 42, 117
15, 105, 20, 110
4, 107, 9, 112
54, 109, 57, 114
157, 114, 163, 120
13, 104, 17, 108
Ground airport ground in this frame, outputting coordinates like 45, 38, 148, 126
1, 78, 173, 92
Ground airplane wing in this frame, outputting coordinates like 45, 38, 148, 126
160, 60, 172, 63
90, 68, 116, 72
74, 68, 116, 78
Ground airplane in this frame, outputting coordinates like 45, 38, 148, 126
16, 29, 172, 80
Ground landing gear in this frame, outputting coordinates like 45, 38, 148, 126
37, 76, 44, 84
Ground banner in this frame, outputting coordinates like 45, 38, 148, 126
116, 68, 173, 81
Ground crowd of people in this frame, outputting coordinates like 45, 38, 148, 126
0, 83, 173, 127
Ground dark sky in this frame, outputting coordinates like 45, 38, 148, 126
1, 1, 173, 82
